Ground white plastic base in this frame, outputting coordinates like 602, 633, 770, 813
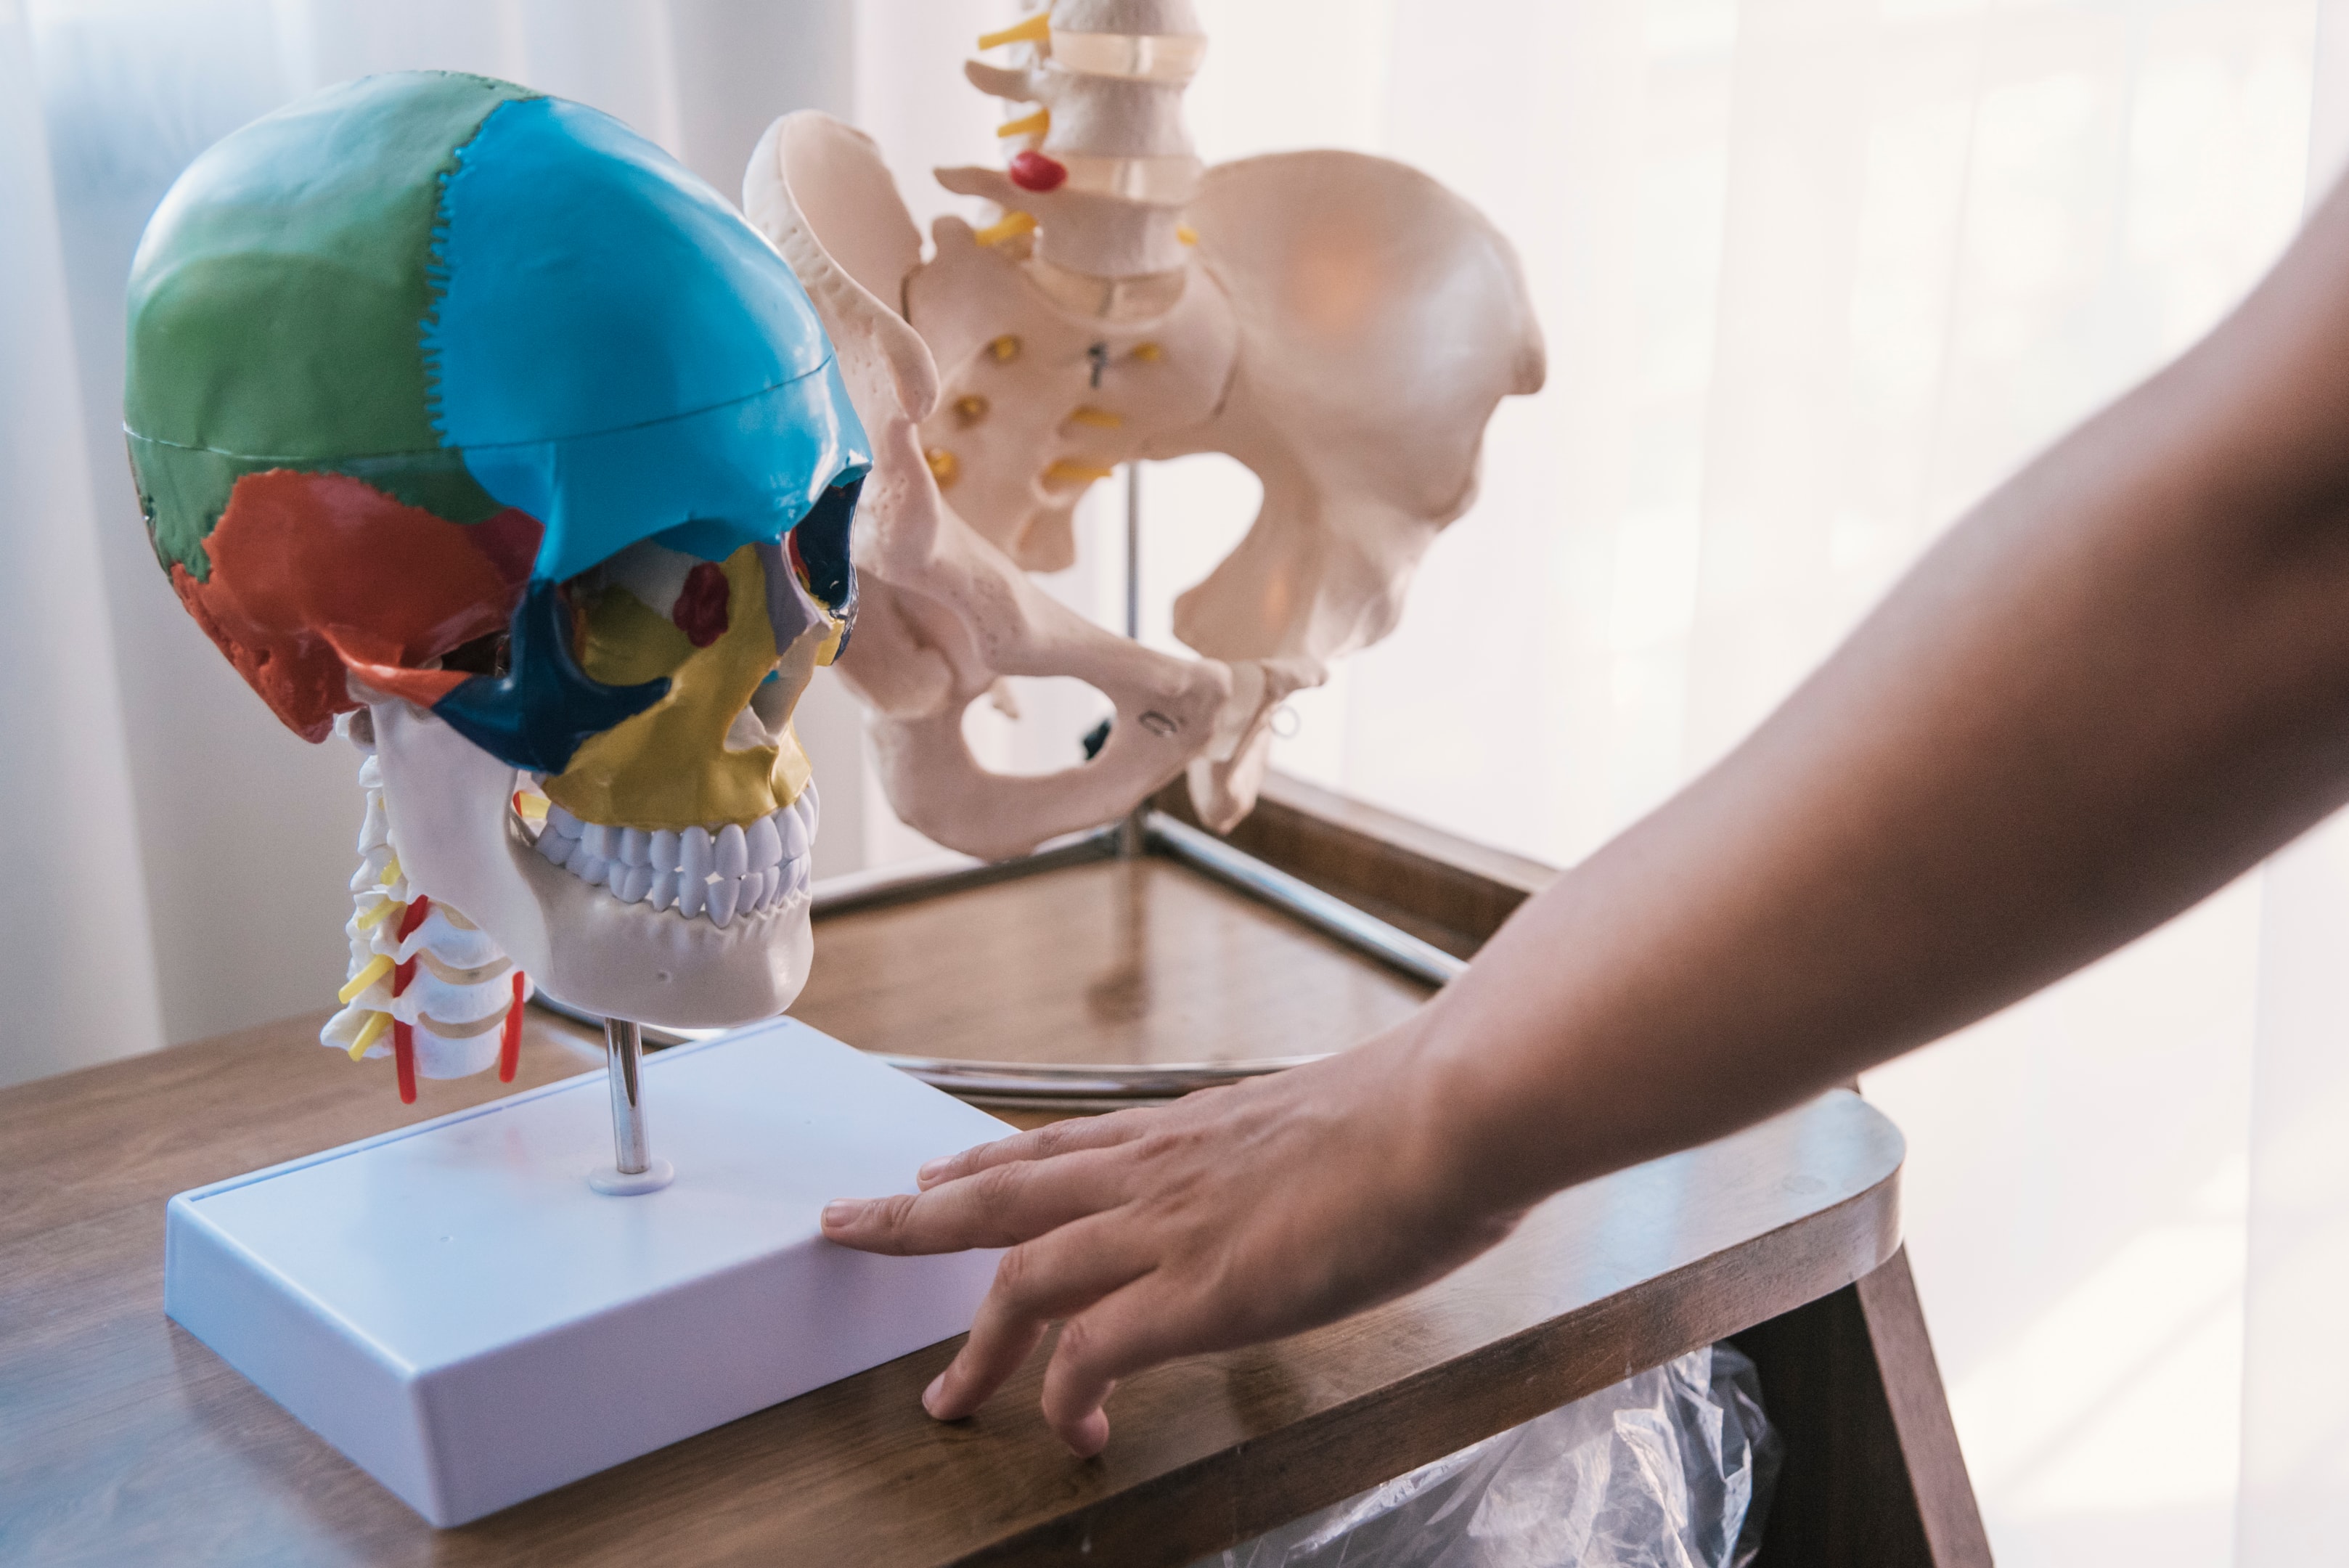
163, 1019, 1009, 1527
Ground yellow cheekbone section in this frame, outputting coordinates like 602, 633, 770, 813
545, 544, 820, 831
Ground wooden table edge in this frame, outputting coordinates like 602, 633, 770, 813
956, 1156, 1904, 1567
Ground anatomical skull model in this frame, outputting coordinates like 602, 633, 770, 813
127, 72, 865, 1101
745, 0, 1544, 859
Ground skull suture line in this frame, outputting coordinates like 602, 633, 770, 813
745, 0, 1545, 860
126, 73, 867, 1095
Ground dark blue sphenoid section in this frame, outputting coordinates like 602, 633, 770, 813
433, 579, 669, 775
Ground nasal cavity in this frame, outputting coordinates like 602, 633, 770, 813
673, 562, 730, 648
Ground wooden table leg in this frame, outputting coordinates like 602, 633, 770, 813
1733, 1246, 1993, 1567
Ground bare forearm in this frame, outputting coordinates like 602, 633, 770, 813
1419, 184, 2349, 1207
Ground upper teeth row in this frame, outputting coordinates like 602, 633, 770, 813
531, 790, 817, 929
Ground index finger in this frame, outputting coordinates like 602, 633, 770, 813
825, 1143, 1129, 1254
915, 1104, 1160, 1190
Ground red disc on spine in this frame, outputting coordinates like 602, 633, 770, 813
1008, 150, 1067, 192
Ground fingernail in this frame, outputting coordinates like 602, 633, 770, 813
820, 1201, 859, 1230
920, 1372, 947, 1418
917, 1157, 949, 1184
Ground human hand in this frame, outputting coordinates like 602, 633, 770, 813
818, 1024, 1519, 1456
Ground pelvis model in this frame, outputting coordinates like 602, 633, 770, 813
747, 0, 1545, 860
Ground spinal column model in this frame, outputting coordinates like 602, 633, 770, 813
127, 72, 865, 1098
745, 0, 1544, 860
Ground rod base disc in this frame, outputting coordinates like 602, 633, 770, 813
586, 1158, 674, 1196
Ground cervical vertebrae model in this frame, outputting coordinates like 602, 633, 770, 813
321, 721, 531, 1101
747, 0, 1543, 859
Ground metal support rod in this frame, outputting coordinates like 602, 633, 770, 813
1124, 460, 1142, 640
603, 1018, 651, 1176
1118, 460, 1148, 859
1145, 812, 1468, 987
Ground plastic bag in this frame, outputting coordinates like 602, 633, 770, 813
1191, 1343, 1780, 1568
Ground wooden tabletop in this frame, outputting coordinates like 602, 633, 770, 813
1, 857, 1908, 1567
796, 853, 1431, 1073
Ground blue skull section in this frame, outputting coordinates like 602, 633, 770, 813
428, 91, 868, 774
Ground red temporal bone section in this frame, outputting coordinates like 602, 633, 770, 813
1008, 150, 1068, 192
171, 470, 541, 741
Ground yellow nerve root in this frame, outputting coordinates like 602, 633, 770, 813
1067, 406, 1122, 429
340, 952, 393, 1005
377, 856, 402, 888
348, 1009, 391, 1061
356, 897, 404, 933
1045, 460, 1116, 486
997, 108, 1050, 139
974, 210, 1038, 247
978, 12, 1051, 50
1177, 224, 1199, 245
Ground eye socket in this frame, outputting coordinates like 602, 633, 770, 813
433, 580, 669, 775
787, 480, 859, 615
441, 626, 511, 677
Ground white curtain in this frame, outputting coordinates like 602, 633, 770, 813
2235, 7, 2349, 1558
0, 0, 163, 1082
9, 1, 2349, 1561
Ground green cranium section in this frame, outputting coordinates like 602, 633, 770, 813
124, 70, 534, 579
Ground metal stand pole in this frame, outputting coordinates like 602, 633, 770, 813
1118, 461, 1148, 860
587, 1016, 674, 1194
1124, 460, 1142, 642
605, 1018, 650, 1174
